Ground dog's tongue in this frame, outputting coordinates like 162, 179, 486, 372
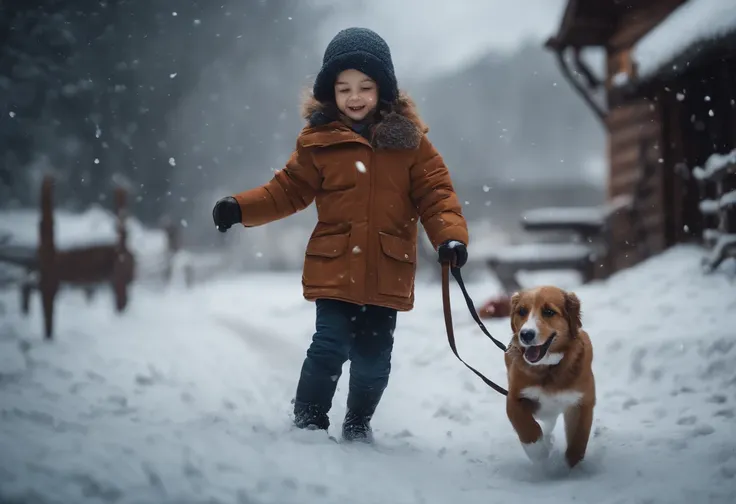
524, 346, 542, 362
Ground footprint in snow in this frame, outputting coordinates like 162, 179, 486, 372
714, 408, 735, 419
706, 393, 728, 404
676, 415, 698, 426
719, 466, 736, 480
671, 386, 697, 396
700, 359, 730, 381
690, 424, 715, 437
629, 348, 647, 379
622, 398, 639, 410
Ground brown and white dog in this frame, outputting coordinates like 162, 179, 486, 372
503, 286, 595, 468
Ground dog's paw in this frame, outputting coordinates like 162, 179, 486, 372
522, 435, 553, 463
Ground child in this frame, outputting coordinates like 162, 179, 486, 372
212, 27, 469, 442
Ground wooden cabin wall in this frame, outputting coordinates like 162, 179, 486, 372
605, 99, 667, 271
600, 0, 695, 273
658, 54, 736, 246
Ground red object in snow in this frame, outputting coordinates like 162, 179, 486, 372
478, 295, 512, 319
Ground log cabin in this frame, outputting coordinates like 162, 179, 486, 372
545, 0, 736, 272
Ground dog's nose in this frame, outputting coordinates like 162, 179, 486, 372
519, 329, 536, 344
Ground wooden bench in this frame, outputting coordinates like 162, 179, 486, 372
693, 149, 736, 272
486, 242, 596, 293
484, 196, 632, 293
0, 175, 135, 339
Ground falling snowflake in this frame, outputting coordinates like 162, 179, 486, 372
168, 157, 176, 166
482, 185, 490, 192
193, 19, 201, 26
355, 161, 366, 173
705, 96, 711, 102
8, 111, 15, 118
709, 110, 714, 117
676, 93, 685, 101
352, 246, 362, 254
94, 158, 100, 164
172, 11, 177, 16
180, 219, 188, 228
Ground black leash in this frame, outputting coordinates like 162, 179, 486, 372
441, 262, 509, 396
450, 266, 508, 352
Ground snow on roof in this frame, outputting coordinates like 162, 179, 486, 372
693, 147, 736, 181
720, 189, 736, 209
633, 0, 736, 79
521, 206, 607, 227
488, 242, 593, 263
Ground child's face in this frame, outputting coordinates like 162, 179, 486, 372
334, 69, 378, 122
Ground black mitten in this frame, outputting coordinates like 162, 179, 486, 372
437, 240, 468, 268
212, 196, 242, 232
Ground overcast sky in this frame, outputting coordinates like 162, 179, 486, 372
307, 0, 568, 79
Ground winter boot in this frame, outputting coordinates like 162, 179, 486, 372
341, 409, 375, 443
341, 390, 383, 443
293, 402, 330, 431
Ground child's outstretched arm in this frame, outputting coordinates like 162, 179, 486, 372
232, 138, 321, 227
409, 136, 469, 249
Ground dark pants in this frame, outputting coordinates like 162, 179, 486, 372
293, 299, 397, 429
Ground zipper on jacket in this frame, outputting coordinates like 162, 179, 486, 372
366, 145, 377, 303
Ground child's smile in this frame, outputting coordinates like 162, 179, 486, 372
334, 69, 378, 122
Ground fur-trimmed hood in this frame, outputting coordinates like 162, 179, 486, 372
299, 90, 429, 150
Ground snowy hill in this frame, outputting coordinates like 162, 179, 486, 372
0, 245, 735, 504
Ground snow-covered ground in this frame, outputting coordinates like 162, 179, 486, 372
0, 244, 735, 504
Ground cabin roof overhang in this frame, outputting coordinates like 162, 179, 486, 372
545, 0, 617, 51
613, 0, 736, 97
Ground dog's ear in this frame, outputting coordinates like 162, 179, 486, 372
510, 291, 521, 334
564, 291, 582, 338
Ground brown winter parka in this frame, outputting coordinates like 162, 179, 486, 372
232, 91, 469, 311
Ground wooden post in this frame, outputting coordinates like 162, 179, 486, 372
162, 217, 180, 284
39, 175, 58, 340
112, 186, 130, 313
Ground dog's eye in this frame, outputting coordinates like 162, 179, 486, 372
517, 307, 529, 317
542, 308, 556, 317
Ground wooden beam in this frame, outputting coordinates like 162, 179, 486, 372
607, 0, 688, 50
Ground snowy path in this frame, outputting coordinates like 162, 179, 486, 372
1, 245, 735, 504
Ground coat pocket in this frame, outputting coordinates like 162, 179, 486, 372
302, 233, 351, 288
377, 232, 416, 298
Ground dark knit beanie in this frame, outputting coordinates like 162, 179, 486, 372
313, 27, 399, 104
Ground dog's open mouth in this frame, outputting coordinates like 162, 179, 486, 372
523, 333, 556, 364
